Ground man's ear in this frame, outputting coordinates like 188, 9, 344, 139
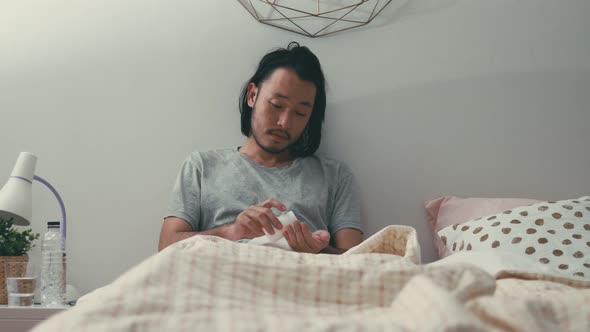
246, 83, 258, 108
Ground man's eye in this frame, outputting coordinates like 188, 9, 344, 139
296, 112, 306, 117
270, 102, 282, 109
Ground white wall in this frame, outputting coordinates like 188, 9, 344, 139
1, 0, 589, 295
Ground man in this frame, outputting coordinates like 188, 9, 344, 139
158, 42, 363, 254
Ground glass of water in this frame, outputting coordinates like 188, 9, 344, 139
5, 261, 38, 307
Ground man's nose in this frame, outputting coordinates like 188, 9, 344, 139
277, 110, 292, 128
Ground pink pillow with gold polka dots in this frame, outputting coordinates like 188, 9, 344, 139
425, 196, 541, 258
438, 196, 590, 279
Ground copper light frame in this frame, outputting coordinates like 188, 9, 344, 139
238, 0, 394, 38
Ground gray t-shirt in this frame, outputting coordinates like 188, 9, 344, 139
165, 148, 362, 237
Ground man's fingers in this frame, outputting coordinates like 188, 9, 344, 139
267, 210, 284, 231
253, 201, 284, 230
284, 222, 329, 253
243, 215, 263, 235
312, 230, 330, 243
292, 221, 313, 252
299, 223, 324, 252
284, 225, 300, 251
250, 206, 281, 234
283, 225, 298, 251
236, 201, 290, 238
298, 222, 316, 249
259, 198, 287, 212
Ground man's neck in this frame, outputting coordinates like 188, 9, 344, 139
239, 138, 294, 168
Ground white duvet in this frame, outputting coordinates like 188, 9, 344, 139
33, 226, 590, 331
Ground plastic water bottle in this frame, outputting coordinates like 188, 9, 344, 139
40, 221, 66, 306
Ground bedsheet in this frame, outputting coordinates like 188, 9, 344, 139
33, 226, 590, 331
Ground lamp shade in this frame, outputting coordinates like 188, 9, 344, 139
0, 152, 37, 226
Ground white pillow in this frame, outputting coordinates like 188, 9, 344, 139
438, 196, 590, 279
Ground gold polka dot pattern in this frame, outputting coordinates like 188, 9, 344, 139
438, 196, 590, 279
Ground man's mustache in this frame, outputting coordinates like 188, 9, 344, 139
267, 130, 290, 140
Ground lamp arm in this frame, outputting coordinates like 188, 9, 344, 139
33, 175, 67, 250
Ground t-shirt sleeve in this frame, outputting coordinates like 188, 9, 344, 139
329, 165, 363, 235
164, 153, 202, 231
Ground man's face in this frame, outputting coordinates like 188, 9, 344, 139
247, 68, 316, 155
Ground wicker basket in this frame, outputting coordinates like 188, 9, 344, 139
0, 256, 29, 304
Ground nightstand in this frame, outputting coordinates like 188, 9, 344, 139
0, 305, 66, 331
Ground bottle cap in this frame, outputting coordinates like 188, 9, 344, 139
264, 211, 298, 243
277, 211, 297, 225
47, 221, 60, 228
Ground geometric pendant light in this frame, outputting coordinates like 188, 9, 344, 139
237, 0, 394, 38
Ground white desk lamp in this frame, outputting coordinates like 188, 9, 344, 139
0, 152, 67, 248
0, 152, 79, 303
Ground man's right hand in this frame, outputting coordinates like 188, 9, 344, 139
231, 198, 288, 239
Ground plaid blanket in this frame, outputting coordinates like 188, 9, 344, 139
33, 226, 590, 331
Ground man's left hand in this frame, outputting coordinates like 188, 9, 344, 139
283, 220, 330, 254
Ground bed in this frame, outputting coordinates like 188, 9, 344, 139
32, 197, 590, 331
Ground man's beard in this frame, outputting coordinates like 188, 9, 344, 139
250, 102, 294, 155
252, 127, 291, 155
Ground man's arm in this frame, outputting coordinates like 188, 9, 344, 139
159, 199, 288, 251
321, 228, 363, 254
158, 217, 240, 251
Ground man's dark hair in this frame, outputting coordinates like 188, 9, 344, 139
239, 42, 327, 158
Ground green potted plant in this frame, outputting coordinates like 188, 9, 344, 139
0, 216, 40, 304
